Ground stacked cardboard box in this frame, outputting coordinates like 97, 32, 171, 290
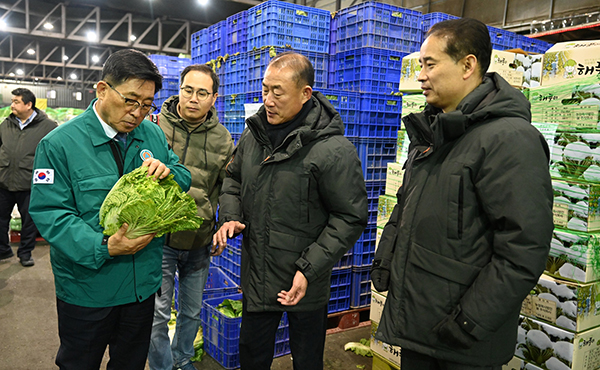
510, 39, 600, 370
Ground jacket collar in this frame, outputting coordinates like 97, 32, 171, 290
85, 98, 145, 147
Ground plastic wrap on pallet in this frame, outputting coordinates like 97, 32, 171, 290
247, 0, 330, 53
334, 1, 422, 53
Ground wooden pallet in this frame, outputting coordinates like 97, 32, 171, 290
326, 307, 371, 334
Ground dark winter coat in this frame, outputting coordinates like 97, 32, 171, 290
0, 109, 57, 192
219, 91, 368, 312
375, 73, 553, 366
157, 96, 234, 250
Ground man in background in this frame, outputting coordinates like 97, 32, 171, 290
30, 49, 191, 370
148, 64, 233, 370
0, 88, 56, 267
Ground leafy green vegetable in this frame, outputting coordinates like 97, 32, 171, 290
344, 340, 373, 357
99, 166, 202, 239
217, 299, 243, 318
190, 326, 204, 362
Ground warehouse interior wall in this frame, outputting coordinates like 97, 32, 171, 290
0, 83, 96, 109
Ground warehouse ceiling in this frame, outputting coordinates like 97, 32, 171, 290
0, 0, 259, 88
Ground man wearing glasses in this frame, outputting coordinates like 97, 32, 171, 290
148, 65, 233, 370
29, 49, 191, 370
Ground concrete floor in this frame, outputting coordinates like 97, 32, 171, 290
0, 242, 373, 370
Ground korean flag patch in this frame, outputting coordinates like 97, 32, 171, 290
33, 169, 54, 184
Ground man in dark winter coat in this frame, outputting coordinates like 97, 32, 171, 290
371, 18, 553, 369
148, 65, 233, 370
213, 52, 368, 370
0, 88, 56, 266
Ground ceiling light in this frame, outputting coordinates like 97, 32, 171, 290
86, 31, 97, 42
57, 76, 62, 80
70, 73, 77, 79
8, 72, 15, 77
27, 48, 35, 55
198, 0, 209, 5
91, 55, 100, 63
35, 77, 39, 81
43, 22, 54, 30
0, 20, 6, 30
63, 55, 69, 61
16, 69, 23, 75
130, 34, 137, 41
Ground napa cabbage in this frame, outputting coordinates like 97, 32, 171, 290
99, 166, 202, 239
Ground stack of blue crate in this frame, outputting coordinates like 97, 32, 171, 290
328, 1, 422, 309
149, 54, 191, 112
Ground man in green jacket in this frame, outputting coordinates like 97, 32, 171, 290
0, 88, 56, 266
29, 49, 191, 370
214, 52, 368, 370
148, 64, 233, 370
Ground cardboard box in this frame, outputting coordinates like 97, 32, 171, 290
546, 228, 600, 283
522, 273, 600, 332
377, 195, 397, 228
399, 52, 421, 92
552, 178, 600, 232
516, 315, 600, 369
531, 123, 600, 184
502, 356, 543, 370
541, 40, 600, 87
371, 321, 402, 368
385, 163, 403, 197
401, 93, 426, 117
396, 130, 411, 167
372, 352, 400, 370
529, 76, 600, 130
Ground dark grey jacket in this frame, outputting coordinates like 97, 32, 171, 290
375, 73, 553, 366
219, 91, 368, 312
157, 96, 234, 250
0, 109, 57, 191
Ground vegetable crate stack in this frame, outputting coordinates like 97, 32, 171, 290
201, 293, 290, 369
514, 40, 600, 370
148, 54, 192, 113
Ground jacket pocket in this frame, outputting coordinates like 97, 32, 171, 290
76, 174, 118, 213
447, 174, 463, 240
409, 243, 482, 286
18, 154, 34, 171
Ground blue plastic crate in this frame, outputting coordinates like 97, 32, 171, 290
334, 1, 422, 53
231, 133, 242, 146
315, 89, 359, 134
329, 268, 351, 313
352, 225, 377, 267
221, 52, 248, 96
247, 47, 328, 92
356, 93, 402, 138
202, 293, 289, 369
221, 94, 247, 134
207, 21, 227, 60
329, 14, 338, 54
204, 267, 239, 300
247, 0, 331, 53
149, 55, 190, 79
330, 48, 406, 94
352, 137, 397, 182
191, 29, 209, 60
351, 266, 372, 308
246, 92, 263, 105
333, 248, 353, 270
422, 12, 459, 33
488, 26, 518, 50
366, 180, 386, 200
226, 11, 248, 55
221, 245, 241, 285
517, 35, 553, 53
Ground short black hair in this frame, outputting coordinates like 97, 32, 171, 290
12, 88, 36, 108
102, 49, 163, 93
180, 64, 220, 94
426, 18, 492, 78
267, 51, 315, 88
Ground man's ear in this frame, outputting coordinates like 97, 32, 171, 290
301, 85, 313, 104
96, 80, 109, 99
463, 54, 478, 80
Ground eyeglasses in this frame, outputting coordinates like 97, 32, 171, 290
180, 86, 214, 101
105, 81, 157, 115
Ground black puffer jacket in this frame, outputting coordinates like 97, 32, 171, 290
375, 73, 553, 365
0, 109, 57, 191
219, 91, 368, 312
